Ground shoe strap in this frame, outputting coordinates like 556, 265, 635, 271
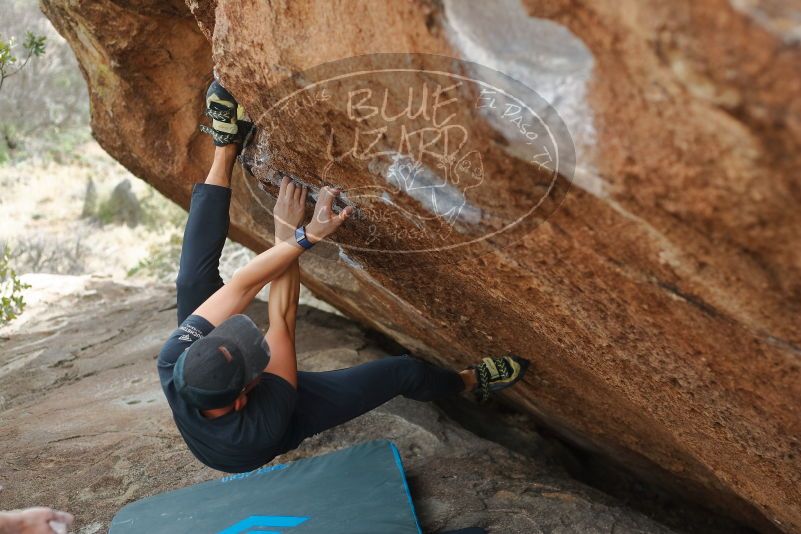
206, 106, 232, 122
494, 357, 512, 379
481, 357, 500, 379
481, 356, 514, 381
474, 365, 491, 403
200, 124, 238, 146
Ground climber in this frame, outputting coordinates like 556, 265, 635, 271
155, 80, 530, 473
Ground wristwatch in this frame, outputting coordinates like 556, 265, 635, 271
294, 225, 315, 250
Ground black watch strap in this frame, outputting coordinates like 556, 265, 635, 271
295, 225, 315, 250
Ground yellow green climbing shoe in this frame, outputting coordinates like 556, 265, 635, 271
200, 79, 254, 147
471, 354, 530, 403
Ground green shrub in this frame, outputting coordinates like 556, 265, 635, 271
127, 233, 183, 282
94, 195, 117, 225
0, 245, 30, 325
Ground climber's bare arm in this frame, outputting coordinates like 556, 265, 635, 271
193, 241, 303, 327
264, 177, 305, 387
265, 261, 300, 386
193, 180, 352, 330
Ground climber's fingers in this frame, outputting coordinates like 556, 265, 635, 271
337, 205, 353, 223
278, 175, 290, 199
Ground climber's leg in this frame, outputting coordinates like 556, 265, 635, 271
173, 77, 249, 324
275, 355, 467, 452
203, 143, 238, 188
174, 145, 237, 324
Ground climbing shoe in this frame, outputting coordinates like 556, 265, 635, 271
471, 354, 530, 403
200, 79, 254, 147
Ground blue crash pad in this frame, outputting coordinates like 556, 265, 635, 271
109, 440, 422, 534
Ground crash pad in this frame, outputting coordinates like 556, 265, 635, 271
109, 440, 422, 534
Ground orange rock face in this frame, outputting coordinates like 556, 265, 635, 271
41, 0, 801, 532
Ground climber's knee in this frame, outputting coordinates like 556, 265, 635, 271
393, 355, 430, 397
175, 274, 192, 293
175, 276, 206, 301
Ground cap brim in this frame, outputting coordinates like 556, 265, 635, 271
208, 314, 270, 382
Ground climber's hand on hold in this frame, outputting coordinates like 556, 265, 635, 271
0, 507, 74, 534
274, 176, 308, 243
305, 186, 352, 243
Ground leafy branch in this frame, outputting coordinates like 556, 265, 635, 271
0, 245, 30, 325
0, 31, 46, 93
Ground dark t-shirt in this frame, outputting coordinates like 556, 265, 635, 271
157, 314, 297, 473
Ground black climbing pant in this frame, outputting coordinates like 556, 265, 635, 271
175, 182, 465, 456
